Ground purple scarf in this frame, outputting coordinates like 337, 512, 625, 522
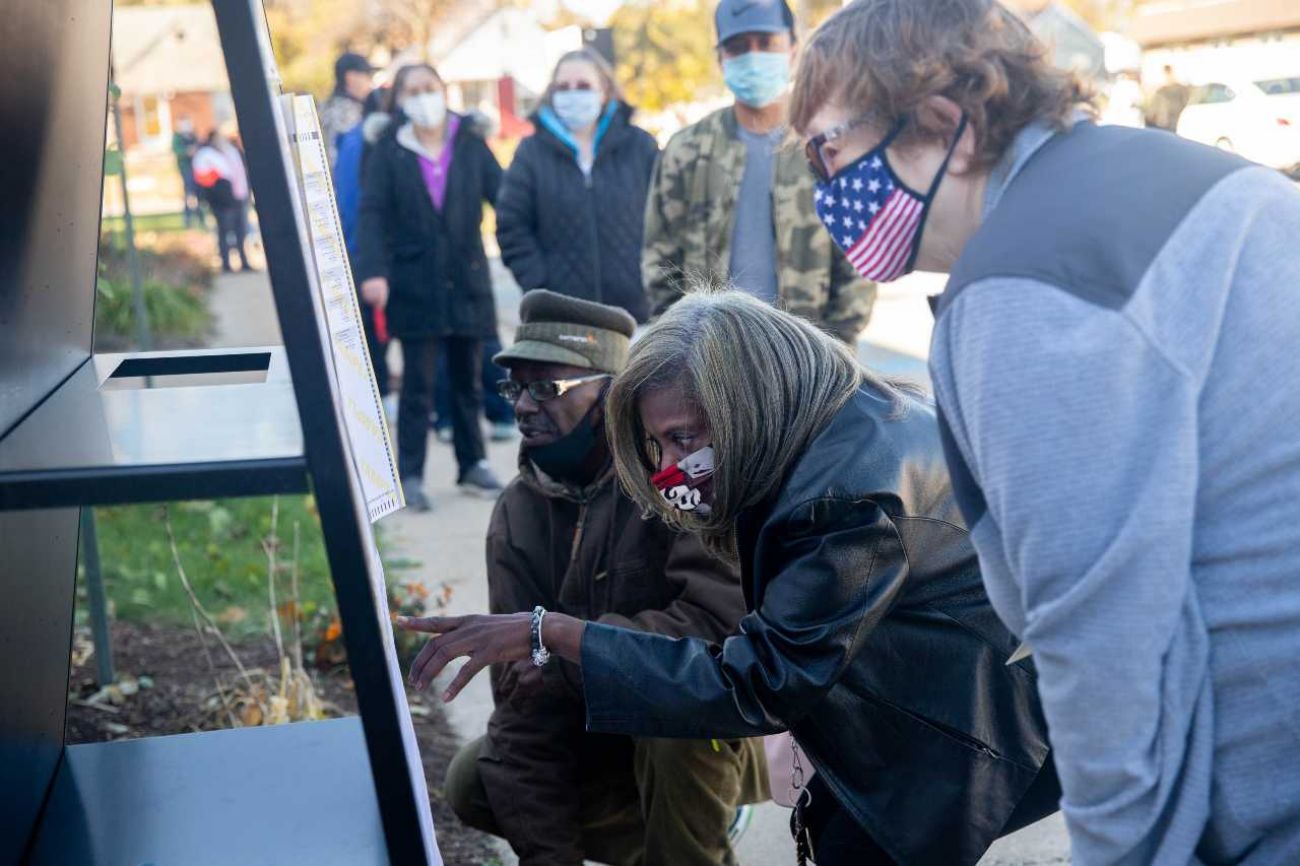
416, 113, 461, 212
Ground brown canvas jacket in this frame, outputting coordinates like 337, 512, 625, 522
478, 454, 745, 865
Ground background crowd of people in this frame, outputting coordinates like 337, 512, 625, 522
313, 0, 878, 515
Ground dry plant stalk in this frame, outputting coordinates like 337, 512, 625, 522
290, 521, 305, 673
165, 502, 327, 731
264, 495, 285, 661
164, 507, 256, 691
164, 507, 245, 727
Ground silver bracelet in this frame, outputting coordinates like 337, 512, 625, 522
530, 605, 551, 668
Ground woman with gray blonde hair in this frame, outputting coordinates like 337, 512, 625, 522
401, 289, 1060, 864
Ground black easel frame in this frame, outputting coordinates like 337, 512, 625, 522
0, 1, 435, 862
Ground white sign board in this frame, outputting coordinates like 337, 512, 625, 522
242, 5, 440, 862
285, 94, 403, 523
280, 95, 440, 865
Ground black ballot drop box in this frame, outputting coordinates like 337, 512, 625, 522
0, 1, 439, 863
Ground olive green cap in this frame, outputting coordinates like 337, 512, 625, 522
494, 290, 636, 374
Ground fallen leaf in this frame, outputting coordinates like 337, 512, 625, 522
238, 702, 263, 727
216, 605, 248, 626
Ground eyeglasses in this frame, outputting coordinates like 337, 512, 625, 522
804, 112, 877, 184
496, 373, 610, 403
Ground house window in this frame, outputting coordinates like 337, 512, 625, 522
139, 95, 162, 138
131, 94, 172, 148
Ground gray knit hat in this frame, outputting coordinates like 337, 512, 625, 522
494, 290, 637, 374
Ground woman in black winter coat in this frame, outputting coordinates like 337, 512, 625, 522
356, 63, 505, 508
495, 49, 659, 322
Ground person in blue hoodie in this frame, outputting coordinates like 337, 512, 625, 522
495, 48, 659, 322
333, 88, 390, 405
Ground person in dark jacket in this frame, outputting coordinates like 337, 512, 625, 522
495, 49, 659, 322
320, 51, 374, 167
193, 125, 253, 274
172, 116, 206, 228
442, 290, 766, 866
356, 63, 505, 508
401, 290, 1062, 866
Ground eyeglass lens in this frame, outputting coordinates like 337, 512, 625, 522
805, 137, 831, 183
496, 379, 565, 402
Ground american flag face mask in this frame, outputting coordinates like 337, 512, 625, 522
651, 446, 716, 516
813, 115, 967, 283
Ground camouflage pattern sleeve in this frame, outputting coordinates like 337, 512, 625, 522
642, 137, 688, 317
824, 246, 877, 344
319, 95, 362, 168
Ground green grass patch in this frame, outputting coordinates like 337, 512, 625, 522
86, 495, 440, 667
90, 496, 334, 641
100, 212, 197, 235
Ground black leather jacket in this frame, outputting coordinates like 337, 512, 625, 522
581, 387, 1054, 864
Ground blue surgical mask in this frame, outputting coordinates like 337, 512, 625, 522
551, 90, 604, 131
722, 51, 790, 109
402, 91, 446, 129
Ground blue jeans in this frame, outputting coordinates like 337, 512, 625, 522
434, 334, 512, 428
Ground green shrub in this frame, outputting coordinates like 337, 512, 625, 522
95, 235, 213, 350
90, 497, 335, 640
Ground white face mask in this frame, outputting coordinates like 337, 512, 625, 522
403, 91, 446, 129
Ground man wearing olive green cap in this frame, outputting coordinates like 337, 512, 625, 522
442, 289, 767, 865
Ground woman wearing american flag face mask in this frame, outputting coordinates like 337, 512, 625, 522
789, 2, 1300, 863
494, 48, 660, 323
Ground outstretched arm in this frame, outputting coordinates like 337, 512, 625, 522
402, 497, 907, 741
400, 611, 586, 702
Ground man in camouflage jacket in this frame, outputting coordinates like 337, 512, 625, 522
642, 0, 876, 344
319, 52, 373, 167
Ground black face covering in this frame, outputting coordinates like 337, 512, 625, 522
525, 398, 603, 483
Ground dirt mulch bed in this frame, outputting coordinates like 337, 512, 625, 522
66, 621, 500, 865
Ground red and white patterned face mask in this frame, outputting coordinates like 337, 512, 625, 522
650, 446, 716, 515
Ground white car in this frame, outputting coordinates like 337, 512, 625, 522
1177, 75, 1300, 172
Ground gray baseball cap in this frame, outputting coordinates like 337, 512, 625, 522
715, 0, 795, 45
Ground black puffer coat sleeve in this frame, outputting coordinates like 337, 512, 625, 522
355, 134, 394, 283
495, 138, 549, 290
477, 134, 503, 207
